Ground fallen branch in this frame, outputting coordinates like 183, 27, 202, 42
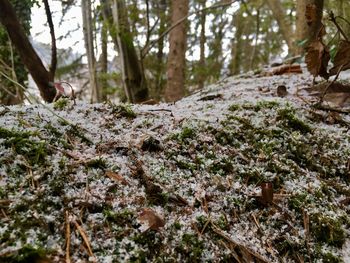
65, 211, 71, 263
73, 220, 96, 261
211, 223, 270, 263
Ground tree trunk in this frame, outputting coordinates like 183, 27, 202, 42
111, 0, 148, 103
82, 0, 100, 103
0, 0, 56, 102
198, 0, 206, 90
229, 8, 244, 75
165, 0, 189, 102
296, 0, 324, 53
266, 0, 296, 55
100, 20, 108, 101
154, 0, 167, 99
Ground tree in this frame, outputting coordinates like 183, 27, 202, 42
165, 0, 189, 102
197, 0, 207, 90
82, 0, 101, 103
110, 0, 149, 103
296, 0, 324, 52
0, 0, 31, 105
0, 0, 56, 102
266, 0, 296, 55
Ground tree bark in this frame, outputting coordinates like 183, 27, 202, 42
43, 0, 57, 79
82, 0, 101, 103
111, 0, 148, 103
0, 0, 56, 102
154, 0, 167, 99
266, 0, 296, 55
165, 0, 189, 102
100, 20, 108, 101
198, 0, 206, 90
229, 7, 244, 75
296, 0, 324, 53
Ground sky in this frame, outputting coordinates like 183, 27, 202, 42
31, 1, 85, 52
30, 1, 241, 62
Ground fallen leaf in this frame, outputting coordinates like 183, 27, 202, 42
329, 40, 350, 76
138, 208, 165, 231
305, 40, 330, 79
105, 171, 129, 185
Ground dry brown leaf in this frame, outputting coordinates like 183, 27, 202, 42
305, 40, 330, 79
138, 208, 165, 231
105, 171, 129, 185
305, 4, 317, 26
329, 40, 350, 76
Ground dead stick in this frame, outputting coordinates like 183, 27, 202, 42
65, 211, 71, 263
73, 220, 95, 260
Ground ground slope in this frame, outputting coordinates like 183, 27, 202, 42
0, 73, 350, 262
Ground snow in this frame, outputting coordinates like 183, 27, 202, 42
0, 69, 350, 262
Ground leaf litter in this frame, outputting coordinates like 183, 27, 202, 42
0, 69, 350, 262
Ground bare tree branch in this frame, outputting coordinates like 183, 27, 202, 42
43, 0, 57, 78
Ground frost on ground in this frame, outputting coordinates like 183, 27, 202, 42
0, 71, 350, 262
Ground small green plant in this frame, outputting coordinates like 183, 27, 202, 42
53, 97, 69, 110
0, 244, 48, 263
0, 127, 47, 165
110, 103, 136, 118
86, 157, 107, 169
310, 214, 346, 247
277, 106, 312, 133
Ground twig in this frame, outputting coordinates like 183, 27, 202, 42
320, 64, 344, 102
43, 0, 57, 77
65, 211, 71, 263
303, 210, 311, 261
73, 220, 95, 260
200, 217, 211, 235
211, 223, 269, 263
312, 104, 350, 114
329, 12, 349, 41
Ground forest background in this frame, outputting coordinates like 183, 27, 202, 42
0, 0, 349, 106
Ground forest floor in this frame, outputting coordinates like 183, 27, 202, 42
0, 67, 350, 262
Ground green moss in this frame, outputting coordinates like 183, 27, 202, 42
179, 126, 196, 141
131, 231, 163, 260
228, 104, 240, 111
209, 158, 233, 175
0, 127, 47, 165
215, 215, 228, 230
173, 221, 182, 230
0, 244, 48, 263
103, 208, 134, 225
274, 238, 306, 259
254, 100, 280, 111
110, 103, 136, 118
318, 252, 342, 263
288, 193, 310, 213
310, 214, 346, 247
175, 233, 204, 262
53, 97, 69, 110
277, 106, 312, 133
66, 124, 92, 145
86, 157, 107, 169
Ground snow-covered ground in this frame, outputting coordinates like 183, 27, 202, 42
0, 70, 349, 262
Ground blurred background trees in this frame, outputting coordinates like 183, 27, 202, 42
0, 0, 349, 105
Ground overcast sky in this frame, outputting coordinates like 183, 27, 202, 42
31, 2, 85, 52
